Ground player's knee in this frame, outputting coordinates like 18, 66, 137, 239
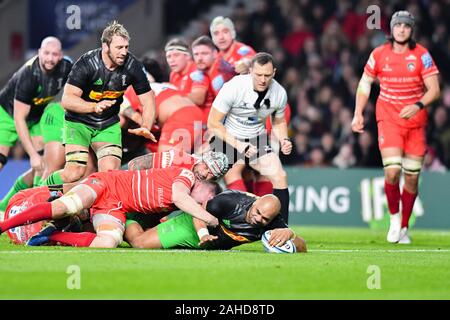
382, 156, 402, 182
96, 228, 123, 248
402, 157, 422, 176
404, 173, 419, 192
63, 165, 86, 182
270, 169, 287, 187
130, 237, 146, 249
384, 170, 400, 184
96, 144, 122, 162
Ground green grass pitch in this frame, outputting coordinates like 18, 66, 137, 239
0, 226, 449, 300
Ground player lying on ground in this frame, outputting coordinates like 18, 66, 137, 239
125, 189, 307, 253
3, 184, 91, 244
26, 180, 220, 247
0, 154, 229, 248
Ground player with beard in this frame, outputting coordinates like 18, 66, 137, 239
42, 21, 157, 187
191, 36, 235, 126
351, 11, 440, 244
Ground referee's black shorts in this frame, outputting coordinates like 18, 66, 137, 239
208, 132, 273, 167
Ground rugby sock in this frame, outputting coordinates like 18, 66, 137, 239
401, 188, 417, 228
50, 231, 96, 247
227, 179, 247, 192
0, 202, 52, 233
253, 181, 273, 196
384, 181, 400, 214
42, 170, 65, 186
0, 175, 31, 211
273, 188, 290, 224
33, 175, 42, 187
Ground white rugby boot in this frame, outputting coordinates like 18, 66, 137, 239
398, 227, 411, 244
387, 213, 401, 243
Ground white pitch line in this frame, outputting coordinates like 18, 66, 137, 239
0, 249, 449, 254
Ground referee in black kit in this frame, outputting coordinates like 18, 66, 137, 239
208, 52, 292, 223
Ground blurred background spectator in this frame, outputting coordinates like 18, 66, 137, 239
1, 0, 448, 169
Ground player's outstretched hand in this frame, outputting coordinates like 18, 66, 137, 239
399, 104, 420, 119
268, 228, 294, 247
351, 113, 364, 133
128, 127, 157, 142
95, 100, 116, 114
199, 234, 218, 247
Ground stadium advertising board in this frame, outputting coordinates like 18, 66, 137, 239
287, 167, 450, 229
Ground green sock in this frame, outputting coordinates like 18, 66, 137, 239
42, 170, 65, 186
0, 176, 31, 211
33, 175, 42, 187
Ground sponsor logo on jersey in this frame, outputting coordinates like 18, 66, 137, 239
212, 75, 225, 92
220, 225, 250, 243
382, 64, 392, 72
122, 75, 127, 86
89, 90, 124, 101
237, 46, 251, 56
407, 62, 416, 72
157, 187, 164, 208
161, 151, 174, 168
33, 95, 55, 106
94, 78, 103, 85
89, 178, 100, 185
421, 53, 433, 69
190, 70, 205, 82
405, 54, 417, 61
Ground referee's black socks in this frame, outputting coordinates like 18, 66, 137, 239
273, 188, 289, 224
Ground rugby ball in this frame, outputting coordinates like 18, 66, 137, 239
4, 204, 43, 245
261, 230, 296, 253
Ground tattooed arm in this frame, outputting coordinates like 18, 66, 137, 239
127, 153, 155, 170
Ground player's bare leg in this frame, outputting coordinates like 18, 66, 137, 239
89, 220, 125, 248
42, 144, 90, 185
250, 152, 289, 223
381, 147, 403, 243
92, 141, 122, 172
124, 222, 162, 249
41, 141, 65, 182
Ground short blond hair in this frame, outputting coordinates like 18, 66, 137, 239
101, 21, 130, 46
210, 16, 236, 39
